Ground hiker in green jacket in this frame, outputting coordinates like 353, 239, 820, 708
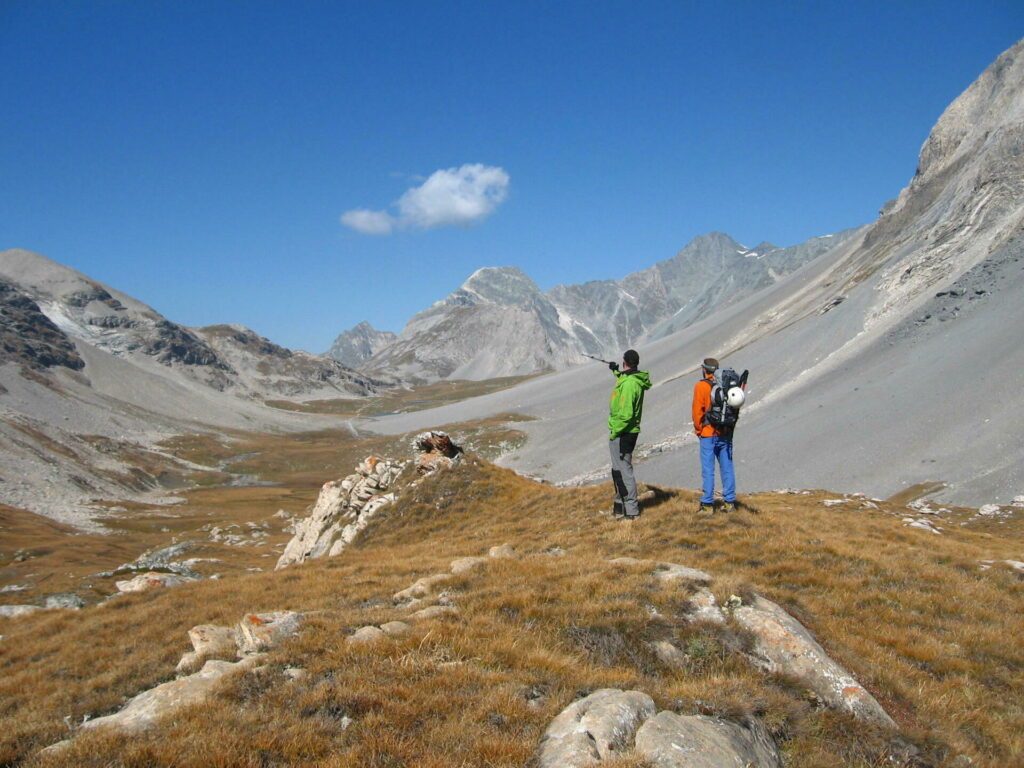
608, 349, 652, 519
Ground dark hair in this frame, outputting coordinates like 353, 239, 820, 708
623, 349, 640, 368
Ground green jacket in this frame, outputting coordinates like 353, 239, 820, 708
608, 369, 652, 439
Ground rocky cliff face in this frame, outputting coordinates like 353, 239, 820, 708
324, 321, 397, 368
0, 280, 84, 372
359, 230, 860, 383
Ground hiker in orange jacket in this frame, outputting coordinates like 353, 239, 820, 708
692, 357, 736, 515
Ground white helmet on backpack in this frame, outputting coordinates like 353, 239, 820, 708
726, 386, 746, 408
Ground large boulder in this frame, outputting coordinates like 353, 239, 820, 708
634, 711, 782, 767
537, 689, 656, 767
731, 596, 895, 727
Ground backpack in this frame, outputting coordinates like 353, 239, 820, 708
704, 368, 742, 429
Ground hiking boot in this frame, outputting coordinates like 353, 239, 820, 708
722, 502, 737, 513
697, 503, 715, 517
611, 502, 625, 519
623, 513, 640, 521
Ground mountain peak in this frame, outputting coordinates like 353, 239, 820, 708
458, 266, 542, 306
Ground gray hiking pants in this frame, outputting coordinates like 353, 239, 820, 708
610, 433, 639, 517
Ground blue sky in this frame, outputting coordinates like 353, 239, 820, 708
2, 2, 1021, 351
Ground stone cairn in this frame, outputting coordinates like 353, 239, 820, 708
276, 431, 462, 570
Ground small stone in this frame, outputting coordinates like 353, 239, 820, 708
650, 640, 687, 668
379, 620, 411, 637
450, 556, 488, 575
410, 605, 460, 621
283, 666, 306, 680
347, 626, 387, 645
0, 605, 42, 618
393, 573, 451, 602
236, 611, 303, 655
44, 593, 85, 610
115, 572, 198, 593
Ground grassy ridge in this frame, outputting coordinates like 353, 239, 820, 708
1, 457, 1021, 767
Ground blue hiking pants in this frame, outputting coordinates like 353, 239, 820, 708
699, 435, 735, 504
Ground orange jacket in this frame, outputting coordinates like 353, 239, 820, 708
692, 374, 719, 437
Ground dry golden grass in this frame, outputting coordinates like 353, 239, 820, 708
1, 452, 1021, 767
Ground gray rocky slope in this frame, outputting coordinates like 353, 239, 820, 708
0, 249, 388, 527
324, 320, 397, 368
355, 230, 859, 383
365, 39, 1024, 506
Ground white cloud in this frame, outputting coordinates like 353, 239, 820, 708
341, 163, 509, 235
340, 208, 396, 235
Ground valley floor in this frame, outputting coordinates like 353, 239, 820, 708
0, 438, 1021, 767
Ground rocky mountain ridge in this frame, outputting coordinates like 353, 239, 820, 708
324, 321, 397, 368
347, 229, 860, 382
0, 249, 393, 526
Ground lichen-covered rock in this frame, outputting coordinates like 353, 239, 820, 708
634, 711, 782, 767
537, 689, 657, 767
236, 611, 303, 655
114, 572, 198, 593
731, 596, 895, 727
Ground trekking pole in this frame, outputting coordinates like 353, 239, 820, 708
582, 353, 616, 366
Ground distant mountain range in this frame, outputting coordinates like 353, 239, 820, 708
0, 249, 391, 524
326, 229, 861, 382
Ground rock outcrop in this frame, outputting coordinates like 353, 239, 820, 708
276, 434, 462, 570
276, 456, 405, 569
